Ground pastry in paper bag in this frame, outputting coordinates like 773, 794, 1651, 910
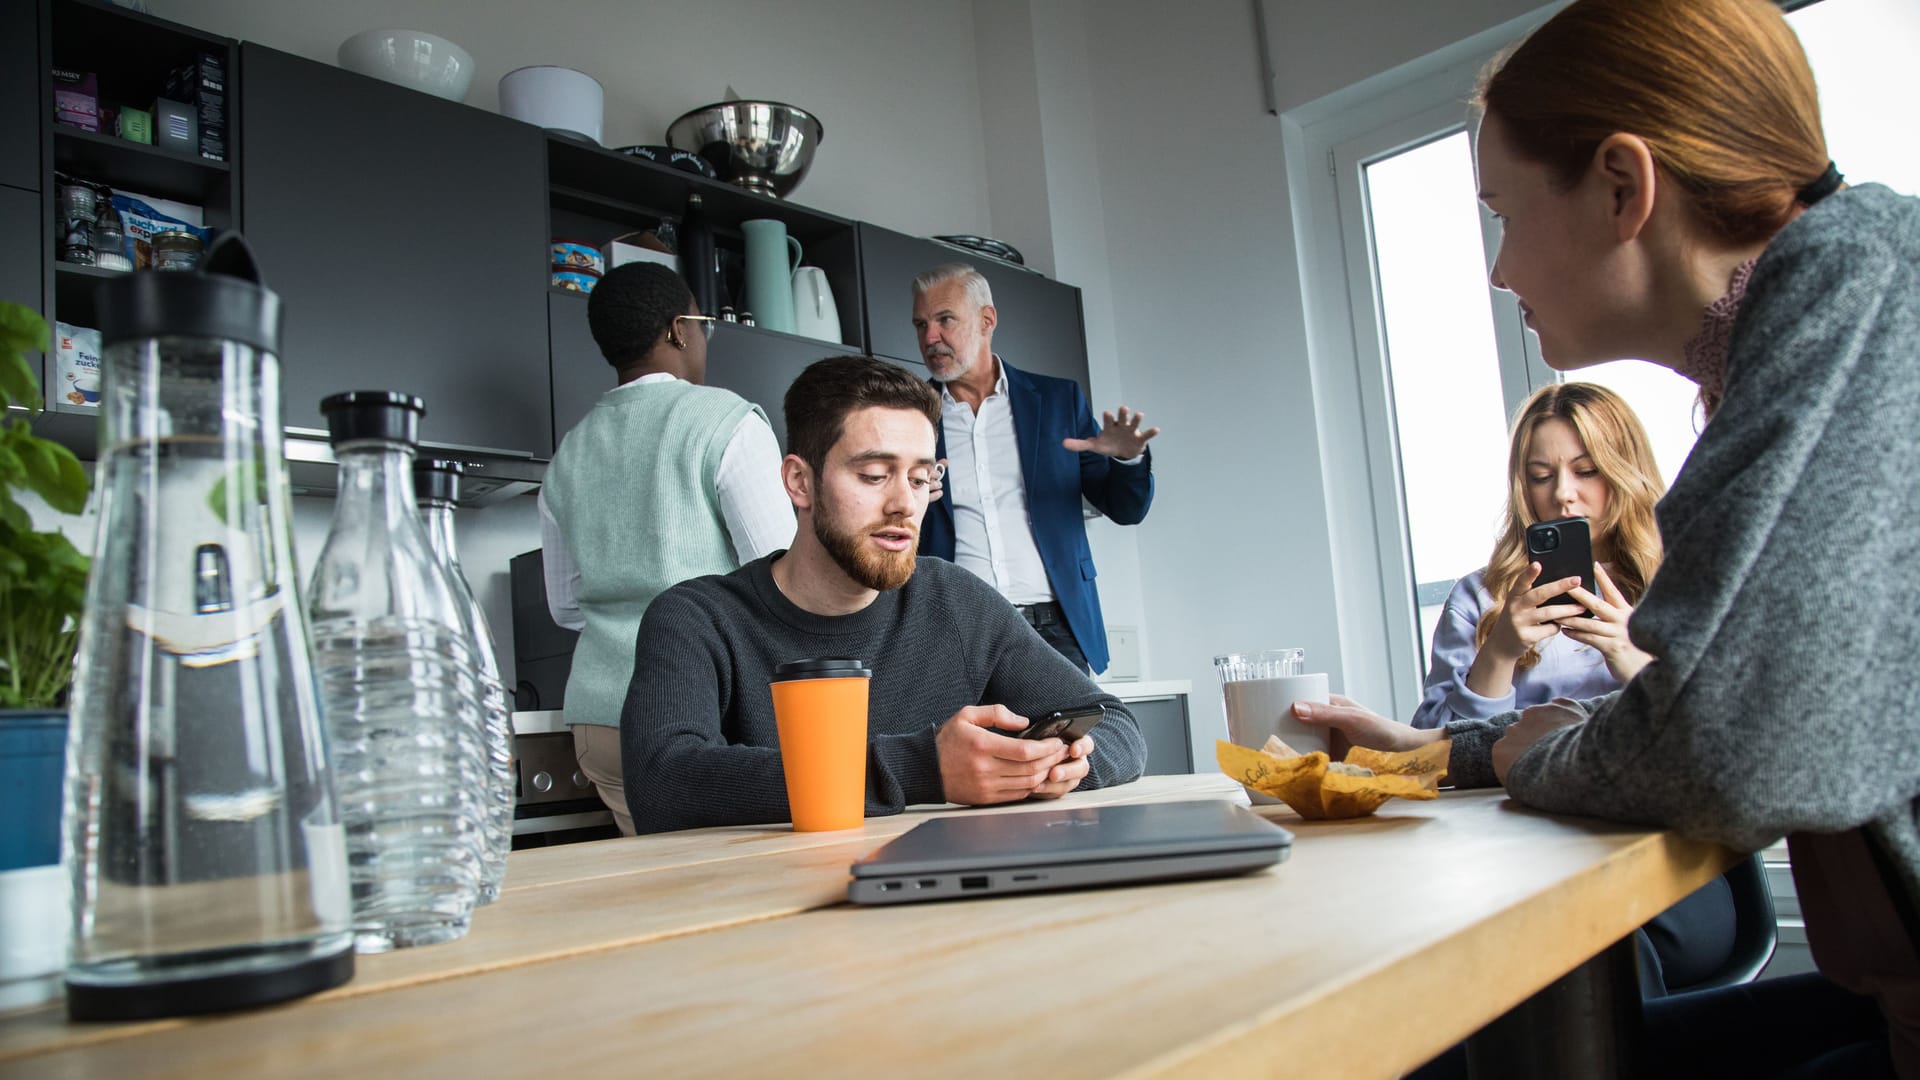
1215, 736, 1450, 819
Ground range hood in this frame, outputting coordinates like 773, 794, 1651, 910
283, 428, 546, 507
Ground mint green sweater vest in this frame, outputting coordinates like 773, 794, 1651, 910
543, 378, 762, 728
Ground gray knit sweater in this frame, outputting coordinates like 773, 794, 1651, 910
620, 554, 1148, 834
1446, 184, 1920, 920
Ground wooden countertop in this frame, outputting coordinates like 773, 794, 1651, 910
0, 774, 1735, 1077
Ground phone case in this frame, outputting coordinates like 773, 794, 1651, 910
1525, 516, 1596, 611
1021, 707, 1105, 741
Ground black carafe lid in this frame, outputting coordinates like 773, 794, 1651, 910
97, 233, 282, 356
320, 391, 425, 448
414, 457, 464, 505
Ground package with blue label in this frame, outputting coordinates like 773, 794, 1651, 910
53, 322, 102, 409
109, 193, 212, 270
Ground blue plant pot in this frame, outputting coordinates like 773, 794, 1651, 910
0, 710, 68, 872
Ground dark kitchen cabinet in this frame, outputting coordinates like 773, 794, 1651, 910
857, 223, 1090, 391
1, 185, 46, 393
3, 1, 41, 195
242, 44, 551, 455
548, 290, 874, 453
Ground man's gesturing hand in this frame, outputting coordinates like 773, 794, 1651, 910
1062, 406, 1160, 460
936, 706, 1070, 805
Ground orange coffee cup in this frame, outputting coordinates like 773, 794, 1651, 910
770, 658, 872, 831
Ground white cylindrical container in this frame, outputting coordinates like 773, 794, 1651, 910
498, 66, 603, 144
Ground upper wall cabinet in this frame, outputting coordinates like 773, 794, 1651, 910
856, 223, 1090, 391
548, 290, 886, 455
240, 44, 552, 456
2, 1, 41, 195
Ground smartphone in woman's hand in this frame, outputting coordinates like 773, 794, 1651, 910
1526, 517, 1596, 614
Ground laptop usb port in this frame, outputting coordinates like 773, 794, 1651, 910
917, 879, 937, 889
880, 881, 903, 892
1011, 874, 1040, 882
960, 876, 989, 890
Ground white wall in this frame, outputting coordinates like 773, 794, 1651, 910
1259, 0, 1547, 115
1064, 0, 1557, 760
145, 0, 995, 239
1076, 2, 1343, 762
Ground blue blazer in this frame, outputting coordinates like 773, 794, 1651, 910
919, 360, 1154, 673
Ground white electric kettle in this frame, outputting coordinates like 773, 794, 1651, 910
791, 266, 841, 344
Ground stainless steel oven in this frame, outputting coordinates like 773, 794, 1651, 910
510, 712, 616, 846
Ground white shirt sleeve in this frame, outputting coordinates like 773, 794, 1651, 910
537, 487, 587, 631
715, 411, 796, 564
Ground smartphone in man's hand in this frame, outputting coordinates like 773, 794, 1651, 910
1019, 705, 1106, 742
1526, 516, 1596, 615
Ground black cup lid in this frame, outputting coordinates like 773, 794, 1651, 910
97, 233, 281, 356
772, 658, 871, 681
413, 458, 463, 504
321, 390, 425, 448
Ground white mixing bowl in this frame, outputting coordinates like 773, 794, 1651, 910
337, 29, 476, 102
498, 66, 604, 144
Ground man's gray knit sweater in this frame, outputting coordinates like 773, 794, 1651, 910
1446, 185, 1920, 920
619, 554, 1148, 834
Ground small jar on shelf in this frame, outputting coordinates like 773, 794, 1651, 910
152, 229, 204, 272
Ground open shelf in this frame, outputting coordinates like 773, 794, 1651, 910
54, 126, 228, 208
52, 262, 130, 330
545, 136, 851, 246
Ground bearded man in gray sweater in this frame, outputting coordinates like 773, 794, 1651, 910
619, 355, 1146, 835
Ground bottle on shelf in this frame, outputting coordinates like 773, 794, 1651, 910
306, 392, 489, 953
414, 458, 515, 903
64, 234, 355, 1020
679, 192, 718, 319
92, 196, 130, 273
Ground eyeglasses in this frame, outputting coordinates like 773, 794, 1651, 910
675, 314, 717, 340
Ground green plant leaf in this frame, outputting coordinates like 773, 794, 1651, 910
16, 435, 89, 515
0, 301, 51, 359
0, 347, 39, 415
0, 301, 90, 707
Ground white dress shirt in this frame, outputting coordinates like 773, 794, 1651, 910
939, 360, 1055, 606
539, 371, 794, 630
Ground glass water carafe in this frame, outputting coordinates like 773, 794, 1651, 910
64, 235, 354, 1021
415, 458, 515, 903
307, 393, 487, 952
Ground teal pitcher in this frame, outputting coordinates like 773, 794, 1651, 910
742, 219, 801, 334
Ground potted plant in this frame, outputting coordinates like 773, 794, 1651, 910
0, 301, 90, 877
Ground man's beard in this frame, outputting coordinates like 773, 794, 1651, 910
923, 344, 972, 383
814, 490, 917, 592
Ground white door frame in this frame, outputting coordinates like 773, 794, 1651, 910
1288, 20, 1552, 719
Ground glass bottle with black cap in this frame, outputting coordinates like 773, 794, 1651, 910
307, 391, 489, 951
63, 234, 356, 1020
414, 457, 515, 902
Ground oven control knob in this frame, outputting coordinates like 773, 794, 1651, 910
532, 771, 554, 793
572, 771, 589, 790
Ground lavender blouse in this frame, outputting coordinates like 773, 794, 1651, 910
1408, 569, 1619, 730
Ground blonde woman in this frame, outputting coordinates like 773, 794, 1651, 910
1411, 382, 1664, 730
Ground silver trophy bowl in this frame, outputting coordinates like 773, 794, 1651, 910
665, 100, 824, 199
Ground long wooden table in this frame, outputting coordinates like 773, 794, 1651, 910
0, 774, 1736, 1077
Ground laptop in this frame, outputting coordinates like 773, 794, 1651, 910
847, 799, 1292, 905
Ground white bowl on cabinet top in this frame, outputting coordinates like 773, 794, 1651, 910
498, 66, 604, 145
337, 29, 476, 102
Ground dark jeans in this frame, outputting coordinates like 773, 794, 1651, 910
1409, 972, 1892, 1080
1018, 602, 1090, 673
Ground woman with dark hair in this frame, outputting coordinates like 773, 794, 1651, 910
538, 262, 795, 834
1299, 0, 1919, 1073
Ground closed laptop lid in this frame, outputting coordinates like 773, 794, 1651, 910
850, 799, 1292, 879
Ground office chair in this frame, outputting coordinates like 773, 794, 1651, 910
1639, 853, 1778, 997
